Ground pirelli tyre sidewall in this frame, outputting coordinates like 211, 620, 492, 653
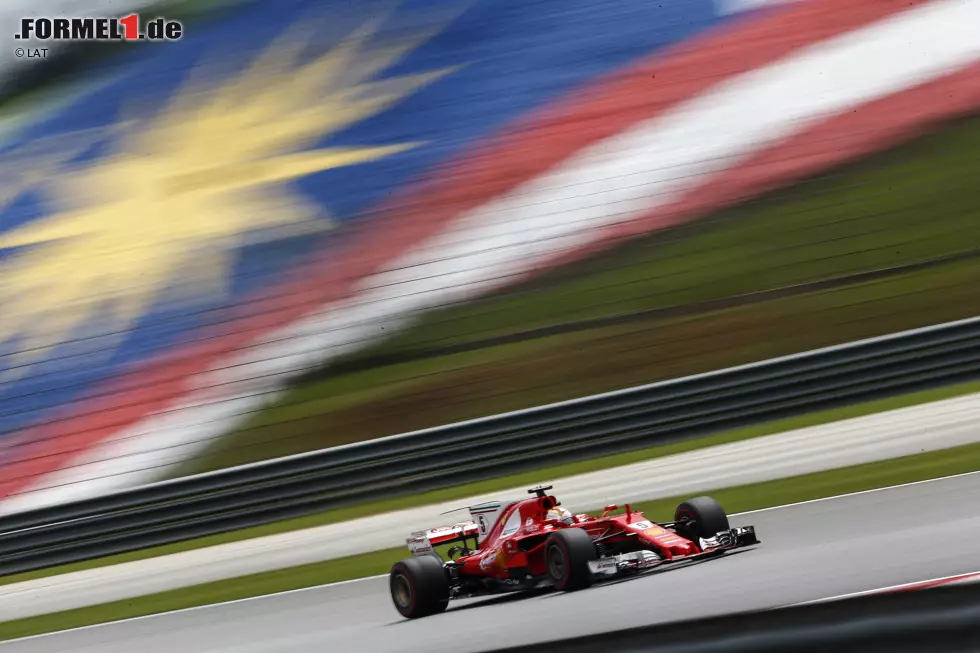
545, 528, 598, 591
390, 556, 450, 618
674, 496, 731, 542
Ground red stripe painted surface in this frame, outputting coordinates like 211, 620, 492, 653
0, 0, 950, 500
890, 572, 980, 593
851, 572, 980, 598
798, 571, 980, 605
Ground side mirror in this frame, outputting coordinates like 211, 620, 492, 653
601, 504, 618, 517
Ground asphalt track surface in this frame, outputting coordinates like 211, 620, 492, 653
5, 472, 980, 653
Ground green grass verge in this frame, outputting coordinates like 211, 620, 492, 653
185, 112, 980, 474
3, 378, 979, 591
4, 437, 980, 641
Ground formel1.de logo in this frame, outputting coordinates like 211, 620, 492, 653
15, 15, 183, 43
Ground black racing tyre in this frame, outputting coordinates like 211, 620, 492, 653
545, 528, 598, 591
389, 556, 450, 619
674, 496, 730, 542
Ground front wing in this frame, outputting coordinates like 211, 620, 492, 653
588, 525, 759, 577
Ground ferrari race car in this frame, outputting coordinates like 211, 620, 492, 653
389, 485, 759, 618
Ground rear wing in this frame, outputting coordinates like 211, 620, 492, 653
407, 521, 480, 557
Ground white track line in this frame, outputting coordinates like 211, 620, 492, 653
0, 573, 390, 645
730, 469, 980, 517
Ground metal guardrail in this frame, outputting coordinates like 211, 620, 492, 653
0, 315, 978, 576
484, 581, 980, 653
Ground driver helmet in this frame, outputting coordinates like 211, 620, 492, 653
546, 507, 574, 525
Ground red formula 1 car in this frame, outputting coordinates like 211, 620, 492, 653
389, 485, 759, 618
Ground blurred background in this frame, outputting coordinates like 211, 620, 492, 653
0, 0, 978, 510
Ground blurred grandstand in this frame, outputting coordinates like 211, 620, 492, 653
0, 0, 977, 513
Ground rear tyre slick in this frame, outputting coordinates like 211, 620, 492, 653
389, 556, 450, 618
545, 528, 598, 591
674, 496, 730, 542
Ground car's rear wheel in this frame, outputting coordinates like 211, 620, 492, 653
545, 528, 598, 591
674, 496, 730, 543
389, 556, 450, 618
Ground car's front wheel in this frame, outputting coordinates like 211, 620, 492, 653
389, 556, 450, 618
545, 528, 598, 591
674, 496, 730, 543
